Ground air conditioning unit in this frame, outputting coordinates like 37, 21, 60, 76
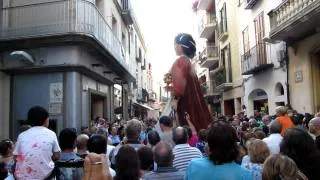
276, 50, 286, 62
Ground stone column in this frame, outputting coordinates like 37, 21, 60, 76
64, 72, 82, 130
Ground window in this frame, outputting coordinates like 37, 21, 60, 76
254, 12, 267, 65
112, 16, 118, 37
275, 83, 285, 96
221, 44, 232, 83
135, 35, 138, 55
122, 32, 126, 52
219, 3, 228, 35
242, 27, 250, 54
128, 31, 131, 54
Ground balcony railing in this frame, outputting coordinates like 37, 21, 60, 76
245, 0, 259, 9
198, 13, 216, 39
214, 69, 226, 87
0, 0, 135, 77
118, 0, 133, 25
218, 20, 228, 41
199, 45, 219, 68
201, 80, 220, 96
241, 43, 274, 75
269, 0, 320, 41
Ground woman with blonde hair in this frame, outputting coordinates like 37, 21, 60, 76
262, 154, 308, 180
242, 139, 270, 180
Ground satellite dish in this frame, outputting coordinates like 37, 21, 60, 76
10, 51, 35, 65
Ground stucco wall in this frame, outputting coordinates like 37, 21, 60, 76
288, 32, 320, 114
243, 68, 287, 116
217, 0, 242, 85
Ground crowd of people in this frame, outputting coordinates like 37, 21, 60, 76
1, 105, 320, 180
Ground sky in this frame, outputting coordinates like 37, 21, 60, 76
132, 0, 196, 89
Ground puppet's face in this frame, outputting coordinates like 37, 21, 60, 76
174, 43, 183, 56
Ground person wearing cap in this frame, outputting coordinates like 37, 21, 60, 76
164, 33, 211, 132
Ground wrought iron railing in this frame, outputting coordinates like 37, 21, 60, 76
198, 13, 216, 35
241, 43, 270, 74
0, 0, 135, 77
199, 45, 219, 64
214, 69, 227, 87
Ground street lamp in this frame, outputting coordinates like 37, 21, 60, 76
9, 51, 35, 65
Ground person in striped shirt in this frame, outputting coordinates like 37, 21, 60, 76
172, 127, 202, 171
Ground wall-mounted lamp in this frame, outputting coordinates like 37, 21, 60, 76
10, 51, 35, 65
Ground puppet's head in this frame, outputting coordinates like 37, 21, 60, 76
174, 33, 196, 59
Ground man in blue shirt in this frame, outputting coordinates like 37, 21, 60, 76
109, 126, 121, 146
185, 122, 252, 180
58, 128, 83, 179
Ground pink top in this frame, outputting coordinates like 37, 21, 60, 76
188, 132, 199, 147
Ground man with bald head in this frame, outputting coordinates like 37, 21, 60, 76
143, 142, 184, 180
309, 117, 320, 138
76, 134, 89, 158
172, 126, 202, 172
309, 117, 320, 150
263, 120, 283, 154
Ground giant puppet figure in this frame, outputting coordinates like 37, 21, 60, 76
163, 33, 211, 132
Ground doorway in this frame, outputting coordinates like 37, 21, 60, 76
90, 91, 107, 121
253, 99, 269, 114
224, 99, 235, 116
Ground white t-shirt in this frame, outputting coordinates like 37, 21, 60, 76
13, 126, 61, 180
263, 133, 283, 155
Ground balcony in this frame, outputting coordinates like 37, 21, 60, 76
241, 43, 274, 75
0, 0, 135, 80
117, 0, 134, 25
201, 81, 221, 97
244, 0, 260, 9
269, 0, 320, 43
198, 0, 214, 10
199, 44, 219, 68
198, 13, 217, 39
213, 69, 233, 92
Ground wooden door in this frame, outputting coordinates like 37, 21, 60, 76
254, 12, 267, 65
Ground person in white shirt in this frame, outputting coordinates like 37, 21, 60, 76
13, 106, 61, 180
263, 120, 283, 154
172, 127, 202, 171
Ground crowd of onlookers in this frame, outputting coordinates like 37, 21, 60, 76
1, 105, 320, 180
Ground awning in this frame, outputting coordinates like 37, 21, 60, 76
133, 102, 154, 111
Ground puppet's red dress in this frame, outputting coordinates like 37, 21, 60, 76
171, 56, 211, 131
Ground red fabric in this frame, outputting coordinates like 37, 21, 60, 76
171, 57, 212, 132
171, 57, 190, 96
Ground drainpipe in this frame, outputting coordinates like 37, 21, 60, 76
285, 43, 290, 106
